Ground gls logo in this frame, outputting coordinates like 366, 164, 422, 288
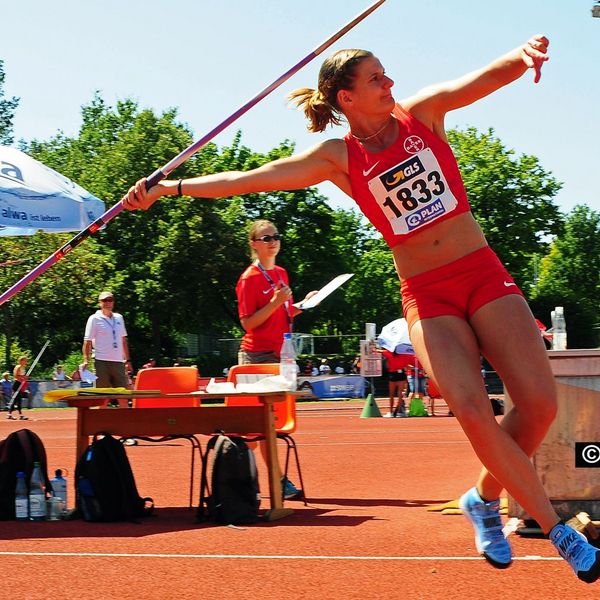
379, 157, 425, 192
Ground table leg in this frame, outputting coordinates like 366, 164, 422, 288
75, 407, 89, 463
260, 394, 293, 521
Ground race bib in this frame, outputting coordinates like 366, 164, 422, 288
367, 148, 458, 235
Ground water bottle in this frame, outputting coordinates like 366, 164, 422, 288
279, 332, 297, 391
551, 306, 567, 350
50, 469, 67, 507
29, 461, 47, 521
15, 471, 28, 521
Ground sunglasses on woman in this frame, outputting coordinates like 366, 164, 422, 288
253, 234, 282, 242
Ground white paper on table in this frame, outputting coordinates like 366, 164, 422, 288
293, 273, 354, 310
205, 378, 236, 394
236, 375, 293, 392
79, 368, 97, 383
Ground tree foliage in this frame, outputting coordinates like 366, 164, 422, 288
0, 60, 19, 145
530, 205, 600, 347
448, 128, 563, 286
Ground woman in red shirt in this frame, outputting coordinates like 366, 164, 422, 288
236, 219, 314, 364
124, 37, 600, 581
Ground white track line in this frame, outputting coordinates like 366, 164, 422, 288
0, 551, 560, 561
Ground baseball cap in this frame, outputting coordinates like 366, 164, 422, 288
98, 291, 114, 300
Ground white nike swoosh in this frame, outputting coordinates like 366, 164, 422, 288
362, 161, 381, 177
262, 289, 272, 294
504, 281, 517, 287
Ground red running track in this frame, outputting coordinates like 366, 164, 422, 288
0, 401, 597, 600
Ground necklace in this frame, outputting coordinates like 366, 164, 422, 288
351, 116, 393, 142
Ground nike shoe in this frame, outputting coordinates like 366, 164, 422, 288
459, 487, 512, 568
550, 522, 600, 583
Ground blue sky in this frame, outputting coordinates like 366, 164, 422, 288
2, 0, 599, 216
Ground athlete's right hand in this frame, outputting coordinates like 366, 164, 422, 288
122, 177, 162, 211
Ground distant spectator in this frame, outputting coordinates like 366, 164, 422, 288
334, 365, 345, 375
1, 372, 11, 410
319, 359, 332, 375
142, 358, 156, 369
52, 365, 72, 382
8, 356, 29, 420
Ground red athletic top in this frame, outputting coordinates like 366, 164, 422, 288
236, 263, 293, 352
345, 104, 471, 247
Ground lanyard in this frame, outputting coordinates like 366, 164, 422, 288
101, 315, 119, 349
255, 261, 292, 331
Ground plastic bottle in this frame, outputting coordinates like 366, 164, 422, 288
551, 306, 567, 350
50, 469, 67, 507
29, 461, 47, 521
279, 332, 298, 391
15, 471, 28, 521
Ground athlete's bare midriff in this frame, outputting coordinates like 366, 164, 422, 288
390, 212, 488, 280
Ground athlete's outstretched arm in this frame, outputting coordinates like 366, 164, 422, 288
122, 139, 346, 211
403, 35, 549, 129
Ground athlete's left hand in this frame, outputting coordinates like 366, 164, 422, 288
521, 34, 549, 84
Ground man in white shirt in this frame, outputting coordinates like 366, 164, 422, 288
82, 291, 132, 405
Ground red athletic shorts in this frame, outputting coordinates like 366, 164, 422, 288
400, 246, 524, 330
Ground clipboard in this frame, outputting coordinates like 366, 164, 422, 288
293, 273, 354, 310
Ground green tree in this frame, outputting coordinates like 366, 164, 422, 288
448, 127, 563, 286
25, 98, 374, 362
0, 233, 115, 370
530, 205, 600, 347
0, 60, 19, 145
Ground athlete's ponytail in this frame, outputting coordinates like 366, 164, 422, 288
288, 49, 373, 133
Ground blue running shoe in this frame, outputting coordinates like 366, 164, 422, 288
459, 487, 512, 568
550, 522, 600, 583
281, 476, 301, 501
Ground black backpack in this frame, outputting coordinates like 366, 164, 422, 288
75, 433, 153, 522
197, 434, 260, 525
0, 429, 53, 520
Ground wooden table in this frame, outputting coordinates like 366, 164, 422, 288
67, 391, 294, 521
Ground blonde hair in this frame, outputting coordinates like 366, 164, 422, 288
248, 219, 277, 259
288, 49, 373, 133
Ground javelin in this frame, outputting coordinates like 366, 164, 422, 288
0, 0, 386, 306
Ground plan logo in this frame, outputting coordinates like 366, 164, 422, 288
405, 199, 446, 230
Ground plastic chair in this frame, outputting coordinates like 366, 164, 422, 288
132, 366, 202, 507
226, 363, 307, 505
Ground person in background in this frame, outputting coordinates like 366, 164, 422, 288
142, 358, 156, 370
82, 291, 132, 407
235, 219, 316, 500
52, 365, 72, 383
303, 360, 314, 376
319, 358, 332, 375
8, 356, 28, 420
123, 36, 600, 582
404, 364, 431, 417
1, 372, 12, 411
